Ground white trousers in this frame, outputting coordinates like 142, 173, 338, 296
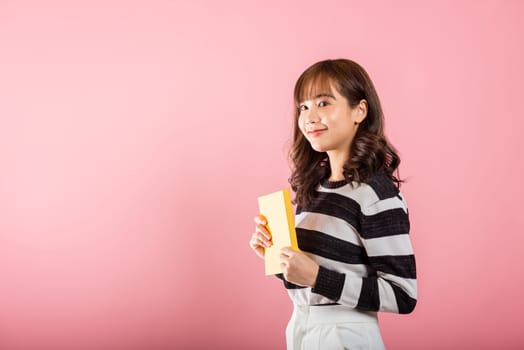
285, 304, 386, 350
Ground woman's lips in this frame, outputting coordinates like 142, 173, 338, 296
308, 129, 327, 137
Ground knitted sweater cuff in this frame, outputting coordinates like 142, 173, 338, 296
311, 266, 345, 301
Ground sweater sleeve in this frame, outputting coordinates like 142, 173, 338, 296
311, 192, 418, 314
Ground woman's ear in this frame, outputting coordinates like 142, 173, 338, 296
354, 99, 368, 124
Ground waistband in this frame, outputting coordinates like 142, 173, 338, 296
292, 304, 378, 325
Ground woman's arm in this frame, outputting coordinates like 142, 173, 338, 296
312, 192, 417, 314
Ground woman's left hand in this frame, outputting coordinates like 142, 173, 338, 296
280, 247, 319, 287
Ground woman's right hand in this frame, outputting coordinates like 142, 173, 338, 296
249, 215, 272, 259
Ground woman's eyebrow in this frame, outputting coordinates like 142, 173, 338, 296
298, 93, 336, 105
314, 93, 336, 100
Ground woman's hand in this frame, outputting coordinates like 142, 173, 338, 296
249, 215, 272, 259
280, 247, 319, 287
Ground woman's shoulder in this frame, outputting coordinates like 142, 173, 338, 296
310, 172, 402, 210
364, 171, 401, 201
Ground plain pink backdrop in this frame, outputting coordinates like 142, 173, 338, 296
1, 0, 523, 349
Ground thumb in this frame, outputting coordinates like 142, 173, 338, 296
280, 246, 295, 256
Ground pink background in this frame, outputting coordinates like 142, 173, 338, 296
1, 0, 523, 349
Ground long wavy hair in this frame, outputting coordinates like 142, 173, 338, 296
289, 59, 402, 208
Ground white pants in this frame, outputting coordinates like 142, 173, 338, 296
285, 304, 386, 350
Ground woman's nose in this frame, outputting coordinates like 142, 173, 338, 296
305, 108, 320, 124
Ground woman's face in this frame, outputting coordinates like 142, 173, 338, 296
297, 84, 367, 156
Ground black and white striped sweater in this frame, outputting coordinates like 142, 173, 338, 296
280, 172, 417, 314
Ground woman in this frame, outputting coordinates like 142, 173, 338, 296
249, 58, 417, 349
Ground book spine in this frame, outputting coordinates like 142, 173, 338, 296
283, 189, 298, 250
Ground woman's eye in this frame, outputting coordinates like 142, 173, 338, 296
318, 101, 329, 107
299, 105, 308, 112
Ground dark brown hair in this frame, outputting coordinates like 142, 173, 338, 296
289, 59, 402, 208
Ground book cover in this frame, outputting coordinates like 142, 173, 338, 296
257, 189, 298, 275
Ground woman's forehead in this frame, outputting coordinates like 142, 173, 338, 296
296, 74, 338, 104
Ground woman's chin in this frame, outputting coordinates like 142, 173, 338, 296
310, 143, 326, 152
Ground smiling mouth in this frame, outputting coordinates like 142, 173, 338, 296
307, 129, 327, 137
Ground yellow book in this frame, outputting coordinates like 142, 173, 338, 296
257, 189, 298, 275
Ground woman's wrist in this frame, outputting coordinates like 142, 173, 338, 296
308, 264, 320, 288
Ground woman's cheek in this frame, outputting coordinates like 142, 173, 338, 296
297, 118, 306, 135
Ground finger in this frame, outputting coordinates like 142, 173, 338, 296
254, 232, 272, 248
255, 248, 265, 259
249, 237, 259, 250
250, 233, 265, 247
280, 246, 294, 256
256, 226, 271, 240
254, 215, 267, 226
249, 240, 265, 259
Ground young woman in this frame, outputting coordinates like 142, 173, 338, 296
249, 59, 417, 349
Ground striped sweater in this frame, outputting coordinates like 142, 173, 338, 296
279, 172, 417, 314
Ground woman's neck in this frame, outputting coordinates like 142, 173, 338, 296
326, 150, 349, 182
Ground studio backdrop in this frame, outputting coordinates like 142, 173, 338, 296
1, 0, 523, 349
